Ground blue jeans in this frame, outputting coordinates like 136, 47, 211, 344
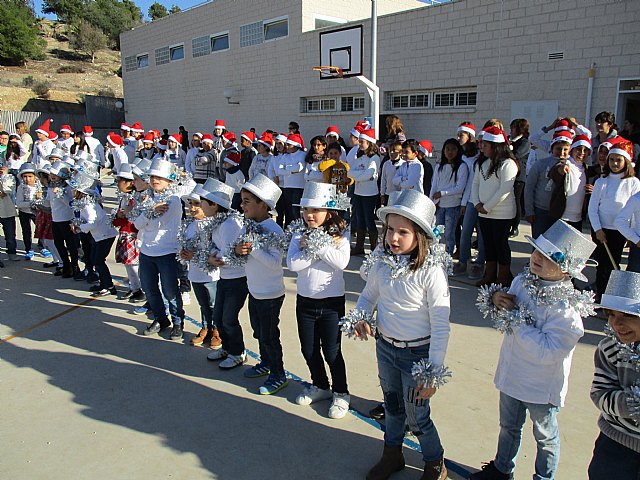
495, 392, 560, 480
435, 206, 460, 255
376, 338, 444, 462
627, 243, 640, 273
459, 202, 485, 264
532, 207, 554, 240
192, 281, 218, 329
352, 194, 378, 231
139, 253, 184, 326
248, 294, 286, 377
588, 432, 640, 479
213, 277, 248, 356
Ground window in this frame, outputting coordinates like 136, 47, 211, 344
192, 35, 210, 58
169, 45, 184, 61
341, 96, 365, 112
211, 33, 229, 52
391, 95, 409, 109
136, 54, 149, 69
155, 46, 170, 65
301, 97, 337, 113
434, 93, 454, 108
240, 21, 263, 47
264, 18, 288, 41
456, 92, 477, 107
387, 88, 476, 110
410, 94, 428, 108
124, 55, 137, 72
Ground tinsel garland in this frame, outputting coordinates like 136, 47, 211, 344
24, 181, 43, 210
520, 268, 596, 317
359, 244, 454, 280
70, 195, 95, 226
476, 283, 536, 334
286, 219, 339, 261
126, 190, 151, 221
176, 219, 197, 266
193, 211, 244, 272
626, 380, 640, 424
338, 308, 376, 339
604, 324, 640, 371
52, 181, 67, 199
411, 359, 452, 389
138, 187, 177, 220
223, 218, 287, 267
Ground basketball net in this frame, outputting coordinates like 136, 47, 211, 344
312, 66, 344, 78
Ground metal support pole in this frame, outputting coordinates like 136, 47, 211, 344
370, 0, 378, 134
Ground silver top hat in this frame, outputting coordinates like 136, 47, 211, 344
116, 163, 134, 180
74, 150, 94, 163
295, 182, 348, 210
19, 163, 36, 175
241, 173, 282, 209
201, 177, 234, 210
600, 270, 640, 316
47, 148, 65, 160
181, 184, 207, 203
50, 160, 71, 178
525, 220, 596, 282
37, 163, 52, 175
75, 159, 99, 178
68, 171, 98, 195
132, 158, 152, 179
62, 154, 75, 167
377, 190, 437, 240
146, 158, 176, 181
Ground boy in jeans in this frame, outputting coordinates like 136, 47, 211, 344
472, 220, 596, 480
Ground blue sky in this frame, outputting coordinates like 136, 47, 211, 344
33, 0, 208, 21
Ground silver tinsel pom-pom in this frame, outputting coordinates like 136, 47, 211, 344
411, 359, 452, 389
223, 219, 287, 266
339, 309, 376, 339
284, 218, 306, 243
360, 245, 385, 279
70, 195, 96, 226
425, 244, 453, 275
302, 228, 336, 260
604, 324, 640, 371
53, 183, 67, 199
176, 219, 196, 266
495, 304, 536, 335
626, 381, 640, 424
476, 283, 509, 320
360, 244, 453, 279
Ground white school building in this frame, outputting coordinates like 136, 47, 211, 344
120, 0, 640, 150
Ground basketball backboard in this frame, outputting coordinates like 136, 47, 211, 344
318, 25, 363, 79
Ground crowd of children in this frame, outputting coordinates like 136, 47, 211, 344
0, 114, 639, 480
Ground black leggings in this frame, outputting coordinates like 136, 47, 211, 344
18, 211, 36, 252
93, 236, 115, 288
52, 221, 79, 269
479, 217, 512, 264
593, 228, 627, 295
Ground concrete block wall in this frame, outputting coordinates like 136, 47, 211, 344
121, 0, 640, 152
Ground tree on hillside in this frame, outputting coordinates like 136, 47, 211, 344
0, 0, 46, 65
169, 5, 181, 14
42, 0, 85, 23
148, 2, 167, 20
70, 19, 106, 63
84, 0, 142, 49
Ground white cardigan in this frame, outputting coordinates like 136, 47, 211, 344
494, 274, 584, 407
615, 191, 640, 245
393, 159, 424, 193
470, 159, 517, 220
588, 173, 640, 231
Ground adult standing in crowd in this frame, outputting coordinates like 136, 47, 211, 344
591, 111, 618, 166
509, 118, 531, 237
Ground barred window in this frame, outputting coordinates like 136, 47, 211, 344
155, 46, 170, 65
124, 55, 137, 72
341, 96, 365, 112
434, 93, 455, 107
301, 97, 337, 113
456, 92, 477, 106
192, 36, 210, 58
240, 21, 263, 47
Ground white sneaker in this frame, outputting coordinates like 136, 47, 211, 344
219, 351, 247, 369
295, 385, 332, 406
328, 393, 350, 419
206, 349, 227, 361
181, 292, 191, 305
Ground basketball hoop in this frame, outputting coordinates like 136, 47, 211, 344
313, 65, 344, 78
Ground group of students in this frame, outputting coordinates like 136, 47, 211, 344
0, 116, 639, 480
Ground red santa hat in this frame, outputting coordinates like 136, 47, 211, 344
36, 119, 53, 137
130, 122, 144, 133
214, 119, 226, 130
224, 151, 241, 166
359, 128, 377, 144
143, 133, 155, 144
356, 119, 371, 129
241, 131, 257, 143
608, 139, 634, 163
201, 134, 214, 145
157, 139, 168, 151
168, 133, 182, 145
418, 140, 433, 157
550, 130, 573, 148
554, 119, 575, 135
107, 132, 124, 147
570, 134, 592, 151
120, 123, 131, 132
275, 133, 288, 143
82, 125, 93, 136
350, 125, 364, 138
48, 131, 58, 142
286, 133, 305, 150
258, 132, 274, 150
325, 126, 340, 138
457, 122, 476, 138
59, 125, 73, 134
193, 132, 203, 139
482, 126, 510, 145
223, 131, 237, 145
150, 129, 161, 139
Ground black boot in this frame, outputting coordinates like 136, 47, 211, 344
366, 444, 405, 480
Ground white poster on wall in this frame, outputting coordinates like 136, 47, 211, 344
510, 100, 559, 136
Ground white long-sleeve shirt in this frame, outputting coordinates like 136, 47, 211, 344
562, 157, 587, 223
470, 159, 518, 219
16, 184, 37, 214
350, 153, 380, 196
6, 140, 28, 170
83, 137, 105, 167
224, 168, 245, 194
79, 202, 117, 242
304, 161, 325, 183
163, 148, 185, 169
32, 140, 54, 167
614, 191, 640, 245
243, 218, 285, 299
185, 147, 200, 175
249, 153, 273, 180
287, 232, 349, 299
494, 274, 584, 407
57, 137, 75, 153
109, 147, 129, 174
530, 124, 591, 153
186, 220, 220, 283
355, 257, 451, 367
275, 150, 306, 189
588, 173, 640, 231
48, 185, 74, 222
461, 153, 479, 205
430, 162, 468, 208
133, 193, 182, 256
211, 215, 244, 280
393, 159, 424, 193
380, 160, 401, 197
